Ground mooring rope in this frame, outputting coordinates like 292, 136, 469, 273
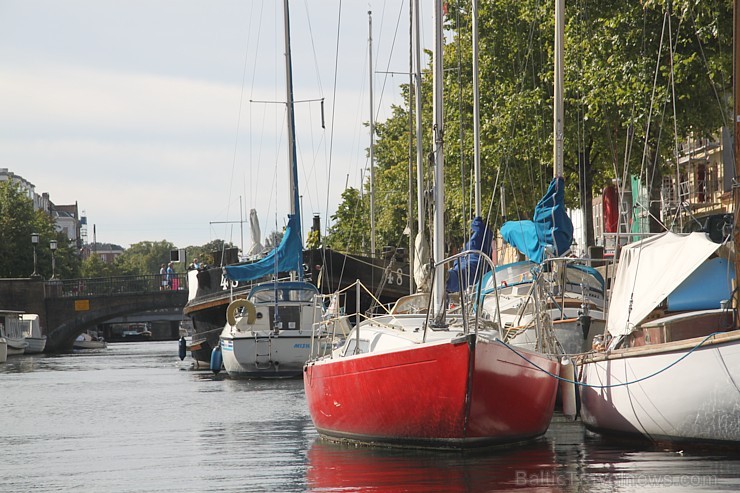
496, 332, 724, 389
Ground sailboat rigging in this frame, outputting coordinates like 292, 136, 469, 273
303, 0, 560, 449
216, 0, 323, 379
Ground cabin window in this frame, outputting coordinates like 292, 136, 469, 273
343, 338, 370, 356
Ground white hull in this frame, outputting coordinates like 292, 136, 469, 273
73, 333, 107, 350
218, 281, 324, 379
24, 336, 46, 354
6, 337, 27, 356
20, 314, 45, 353
221, 333, 312, 378
579, 332, 740, 444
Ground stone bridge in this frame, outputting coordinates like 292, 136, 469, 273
0, 275, 189, 352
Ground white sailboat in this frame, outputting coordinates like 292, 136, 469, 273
576, 0, 740, 444
578, 232, 740, 443
217, 0, 324, 378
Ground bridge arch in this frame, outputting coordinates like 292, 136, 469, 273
45, 290, 188, 352
0, 275, 190, 352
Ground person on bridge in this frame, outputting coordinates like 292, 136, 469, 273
159, 264, 166, 291
166, 262, 175, 290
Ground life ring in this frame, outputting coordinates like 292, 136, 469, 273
227, 298, 256, 326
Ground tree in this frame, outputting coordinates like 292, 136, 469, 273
114, 240, 175, 276
0, 181, 81, 279
184, 239, 236, 268
330, 0, 731, 254
325, 187, 368, 253
0, 181, 38, 277
80, 253, 122, 278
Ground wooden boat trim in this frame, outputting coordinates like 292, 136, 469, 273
183, 295, 247, 315
581, 329, 740, 363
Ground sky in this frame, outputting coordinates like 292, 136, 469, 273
0, 0, 434, 250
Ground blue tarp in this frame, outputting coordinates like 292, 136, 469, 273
667, 257, 734, 311
224, 214, 303, 282
500, 177, 573, 263
446, 216, 493, 293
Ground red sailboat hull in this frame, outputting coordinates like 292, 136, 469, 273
303, 334, 559, 449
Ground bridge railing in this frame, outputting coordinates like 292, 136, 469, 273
44, 274, 189, 298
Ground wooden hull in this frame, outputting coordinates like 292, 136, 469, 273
579, 331, 740, 444
303, 334, 559, 449
304, 248, 409, 307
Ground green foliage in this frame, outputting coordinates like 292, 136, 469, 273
0, 181, 81, 278
184, 239, 235, 268
0, 181, 38, 277
330, 0, 731, 252
80, 254, 122, 278
325, 188, 368, 253
114, 240, 175, 276
305, 230, 321, 250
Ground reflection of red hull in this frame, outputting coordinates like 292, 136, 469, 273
304, 334, 559, 448
306, 438, 560, 492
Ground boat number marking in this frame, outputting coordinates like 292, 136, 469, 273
221, 274, 240, 290
385, 268, 404, 286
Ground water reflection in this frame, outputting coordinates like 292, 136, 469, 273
306, 418, 740, 492
307, 438, 560, 492
2, 342, 739, 493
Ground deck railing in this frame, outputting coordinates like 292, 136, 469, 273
44, 274, 189, 298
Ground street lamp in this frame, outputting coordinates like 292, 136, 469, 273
30, 233, 40, 279
50, 240, 58, 280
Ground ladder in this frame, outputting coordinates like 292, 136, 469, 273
253, 334, 272, 369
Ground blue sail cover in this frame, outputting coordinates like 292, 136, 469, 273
500, 176, 573, 263
446, 216, 493, 293
224, 214, 303, 282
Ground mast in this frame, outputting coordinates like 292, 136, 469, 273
413, 0, 425, 236
369, 11, 376, 255
432, 0, 445, 317
283, 0, 303, 280
733, 0, 740, 324
472, 0, 482, 216
554, 0, 564, 178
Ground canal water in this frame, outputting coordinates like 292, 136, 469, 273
2, 341, 739, 492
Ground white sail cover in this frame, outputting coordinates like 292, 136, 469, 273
246, 208, 264, 257
607, 232, 721, 337
414, 232, 432, 292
